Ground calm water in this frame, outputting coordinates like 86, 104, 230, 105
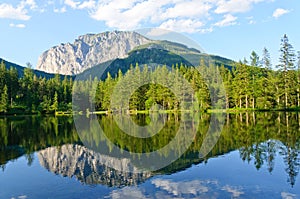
0, 112, 300, 199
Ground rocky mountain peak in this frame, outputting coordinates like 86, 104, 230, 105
36, 31, 152, 75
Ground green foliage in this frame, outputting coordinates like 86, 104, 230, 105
0, 116, 79, 165
0, 34, 300, 114
88, 35, 299, 112
0, 61, 73, 114
0, 85, 8, 113
51, 91, 58, 111
277, 34, 296, 108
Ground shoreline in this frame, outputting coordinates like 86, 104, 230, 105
1, 107, 300, 117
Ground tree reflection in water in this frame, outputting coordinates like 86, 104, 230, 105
0, 112, 299, 187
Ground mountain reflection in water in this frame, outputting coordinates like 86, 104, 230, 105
0, 112, 299, 194
38, 144, 152, 186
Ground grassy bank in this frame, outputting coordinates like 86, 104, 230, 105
2, 107, 300, 117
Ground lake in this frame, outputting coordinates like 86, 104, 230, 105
0, 112, 300, 199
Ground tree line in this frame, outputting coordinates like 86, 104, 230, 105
0, 62, 73, 114
0, 34, 300, 114
75, 34, 300, 112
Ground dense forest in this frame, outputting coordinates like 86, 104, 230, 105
0, 34, 300, 114
0, 62, 73, 114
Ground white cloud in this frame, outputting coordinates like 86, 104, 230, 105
61, 0, 277, 33
109, 178, 286, 198
89, 0, 212, 32
248, 20, 256, 24
54, 7, 67, 13
247, 16, 256, 24
146, 23, 212, 35
90, 0, 167, 29
17, 195, 28, 199
199, 27, 214, 34
64, 0, 96, 10
109, 187, 147, 199
64, 0, 80, 9
215, 0, 266, 14
221, 185, 244, 198
151, 179, 209, 196
0, 0, 281, 34
272, 8, 290, 19
0, 0, 39, 20
0, 3, 31, 20
20, 0, 37, 10
78, 0, 96, 9
215, 0, 248, 14
159, 1, 212, 20
146, 28, 172, 37
159, 19, 204, 33
47, 1, 55, 5
214, 14, 237, 27
9, 23, 26, 28
281, 192, 297, 199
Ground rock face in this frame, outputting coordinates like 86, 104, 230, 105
36, 31, 151, 75
38, 144, 152, 186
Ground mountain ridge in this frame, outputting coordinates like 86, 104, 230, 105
36, 31, 152, 75
1, 31, 235, 79
0, 58, 66, 79
36, 30, 235, 76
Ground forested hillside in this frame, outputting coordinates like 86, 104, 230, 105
0, 58, 62, 79
0, 60, 72, 114
0, 34, 299, 114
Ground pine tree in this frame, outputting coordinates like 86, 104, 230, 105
260, 47, 274, 108
277, 34, 296, 108
250, 51, 260, 109
51, 91, 58, 112
219, 65, 232, 109
250, 51, 260, 67
0, 60, 7, 90
8, 67, 19, 107
0, 85, 8, 113
102, 72, 114, 110
262, 47, 271, 70
297, 51, 300, 107
232, 61, 251, 108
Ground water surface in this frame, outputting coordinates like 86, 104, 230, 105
0, 112, 299, 198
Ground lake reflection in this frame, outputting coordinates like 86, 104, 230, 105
0, 112, 300, 199
38, 144, 152, 186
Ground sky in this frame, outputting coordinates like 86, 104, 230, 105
0, 0, 299, 69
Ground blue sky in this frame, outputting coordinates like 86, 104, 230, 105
0, 0, 299, 69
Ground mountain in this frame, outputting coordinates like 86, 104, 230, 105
36, 31, 151, 75
0, 58, 62, 79
80, 46, 196, 80
36, 31, 235, 76
38, 144, 152, 186
79, 42, 235, 80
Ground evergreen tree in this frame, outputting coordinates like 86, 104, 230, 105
0, 60, 7, 90
250, 51, 260, 67
249, 51, 260, 109
8, 67, 19, 107
277, 34, 296, 108
102, 72, 114, 110
262, 47, 271, 70
297, 51, 300, 106
232, 61, 251, 108
260, 48, 274, 108
51, 91, 58, 112
219, 65, 232, 109
0, 85, 8, 113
